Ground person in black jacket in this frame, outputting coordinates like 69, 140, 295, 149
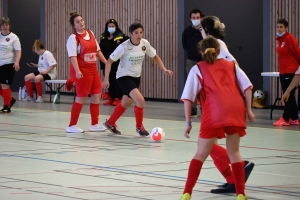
182, 9, 205, 117
99, 19, 129, 106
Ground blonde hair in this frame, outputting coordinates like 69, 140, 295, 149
198, 36, 220, 64
32, 39, 45, 52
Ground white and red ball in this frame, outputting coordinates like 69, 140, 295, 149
150, 127, 165, 142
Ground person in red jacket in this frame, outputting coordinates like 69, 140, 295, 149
273, 19, 300, 126
180, 36, 255, 200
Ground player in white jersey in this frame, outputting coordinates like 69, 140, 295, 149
102, 23, 173, 136
22, 39, 57, 103
0, 17, 21, 113
189, 15, 255, 195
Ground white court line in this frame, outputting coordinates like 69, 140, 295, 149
0, 141, 55, 149
254, 171, 300, 179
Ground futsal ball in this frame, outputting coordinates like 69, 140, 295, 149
253, 90, 265, 99
150, 127, 165, 142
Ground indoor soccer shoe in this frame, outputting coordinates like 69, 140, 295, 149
36, 96, 44, 103
273, 117, 289, 126
22, 95, 35, 102
244, 160, 255, 182
289, 119, 299, 125
180, 193, 191, 200
136, 125, 149, 136
103, 120, 121, 134
10, 97, 16, 108
236, 194, 248, 200
211, 183, 236, 193
0, 105, 11, 113
66, 125, 84, 133
112, 98, 121, 106
103, 99, 113, 106
89, 124, 107, 132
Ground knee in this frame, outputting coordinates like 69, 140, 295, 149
135, 97, 145, 107
193, 151, 209, 162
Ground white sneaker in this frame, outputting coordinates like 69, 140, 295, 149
36, 96, 44, 103
22, 96, 35, 102
89, 124, 107, 132
66, 125, 84, 133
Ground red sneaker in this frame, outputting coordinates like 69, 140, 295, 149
273, 117, 289, 126
289, 119, 299, 125
112, 98, 121, 106
102, 92, 110, 100
103, 99, 113, 106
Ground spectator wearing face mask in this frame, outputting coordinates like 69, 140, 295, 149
182, 9, 205, 117
99, 19, 129, 106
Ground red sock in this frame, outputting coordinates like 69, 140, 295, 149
69, 102, 83, 126
183, 159, 203, 195
90, 103, 99, 125
35, 82, 43, 97
134, 105, 144, 127
0, 86, 2, 97
108, 104, 126, 125
2, 88, 12, 107
210, 144, 234, 184
231, 162, 245, 196
25, 80, 34, 97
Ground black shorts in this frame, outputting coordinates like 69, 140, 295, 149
33, 71, 51, 81
117, 76, 141, 97
0, 63, 16, 85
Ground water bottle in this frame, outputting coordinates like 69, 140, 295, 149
18, 87, 22, 100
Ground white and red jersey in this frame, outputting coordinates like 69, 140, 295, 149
0, 32, 21, 66
217, 39, 235, 61
295, 66, 300, 75
110, 38, 156, 78
66, 29, 100, 75
181, 59, 253, 130
38, 50, 57, 79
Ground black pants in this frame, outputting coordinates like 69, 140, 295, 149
109, 65, 123, 100
280, 73, 298, 121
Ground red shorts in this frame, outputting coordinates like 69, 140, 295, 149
72, 73, 102, 97
200, 126, 246, 139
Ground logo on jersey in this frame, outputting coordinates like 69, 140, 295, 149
281, 42, 285, 47
5, 38, 10, 42
142, 46, 146, 51
116, 40, 120, 44
41, 57, 43, 60
84, 53, 97, 63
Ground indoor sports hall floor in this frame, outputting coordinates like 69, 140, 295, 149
0, 93, 299, 200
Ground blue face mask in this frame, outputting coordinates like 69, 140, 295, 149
276, 32, 286, 37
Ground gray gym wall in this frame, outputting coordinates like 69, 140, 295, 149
3, 0, 40, 91
178, 0, 270, 104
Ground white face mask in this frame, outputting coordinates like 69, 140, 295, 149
191, 20, 201, 27
276, 31, 286, 37
108, 27, 116, 34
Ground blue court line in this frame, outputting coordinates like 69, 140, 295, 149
1, 153, 300, 196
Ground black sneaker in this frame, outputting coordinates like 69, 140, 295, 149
191, 108, 197, 117
136, 125, 149, 136
211, 183, 236, 193
10, 97, 16, 108
103, 120, 121, 134
0, 105, 11, 113
244, 160, 255, 182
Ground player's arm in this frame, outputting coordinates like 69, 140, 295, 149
244, 88, 255, 122
152, 55, 173, 77
281, 75, 300, 105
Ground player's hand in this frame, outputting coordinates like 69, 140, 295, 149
102, 79, 110, 89
164, 69, 173, 77
40, 71, 46, 75
75, 71, 83, 79
13, 62, 20, 72
184, 125, 192, 138
281, 92, 290, 106
247, 110, 255, 122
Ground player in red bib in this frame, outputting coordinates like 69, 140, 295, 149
66, 12, 107, 133
180, 36, 255, 200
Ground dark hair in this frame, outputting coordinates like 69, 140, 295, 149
0, 17, 11, 27
277, 19, 288, 27
69, 12, 82, 28
201, 16, 225, 40
129, 23, 144, 33
198, 36, 220, 64
189, 9, 204, 18
103, 19, 123, 38
32, 39, 45, 52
